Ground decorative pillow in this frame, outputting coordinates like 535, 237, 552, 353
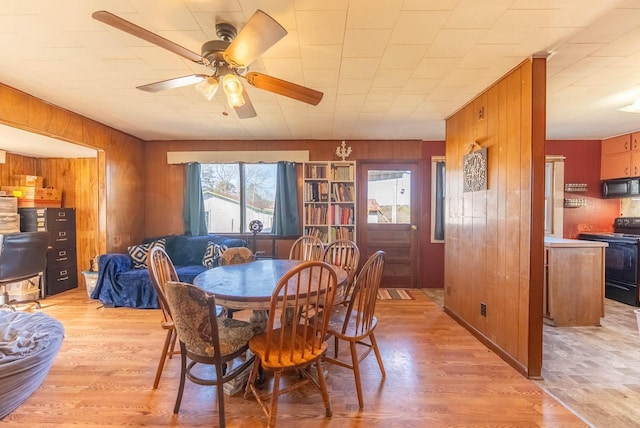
202, 242, 228, 268
128, 239, 166, 269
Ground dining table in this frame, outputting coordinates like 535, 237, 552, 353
193, 259, 348, 312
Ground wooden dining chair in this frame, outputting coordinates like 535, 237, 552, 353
323, 250, 386, 409
148, 246, 180, 389
322, 239, 360, 305
288, 235, 324, 261
163, 280, 257, 428
244, 261, 338, 428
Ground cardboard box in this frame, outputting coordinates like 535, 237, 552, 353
1, 186, 62, 208
18, 199, 62, 208
1, 186, 35, 199
35, 187, 61, 201
11, 175, 43, 187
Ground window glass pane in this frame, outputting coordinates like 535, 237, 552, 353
545, 162, 552, 233
243, 164, 277, 233
200, 163, 277, 233
367, 170, 411, 224
201, 164, 241, 233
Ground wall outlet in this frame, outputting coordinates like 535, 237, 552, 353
480, 302, 487, 316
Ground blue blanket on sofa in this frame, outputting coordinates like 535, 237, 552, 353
91, 234, 247, 309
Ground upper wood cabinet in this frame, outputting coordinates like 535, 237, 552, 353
601, 133, 640, 179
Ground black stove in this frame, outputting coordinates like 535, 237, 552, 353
579, 218, 640, 306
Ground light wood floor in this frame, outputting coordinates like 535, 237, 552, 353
2, 288, 591, 427
424, 288, 640, 428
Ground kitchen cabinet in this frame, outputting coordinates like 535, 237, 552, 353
543, 237, 607, 326
601, 133, 640, 179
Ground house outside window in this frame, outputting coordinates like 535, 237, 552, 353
201, 163, 277, 234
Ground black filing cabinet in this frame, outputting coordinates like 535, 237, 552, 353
18, 208, 77, 296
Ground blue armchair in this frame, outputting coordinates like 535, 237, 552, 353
92, 234, 247, 309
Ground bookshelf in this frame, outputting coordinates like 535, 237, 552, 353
303, 161, 356, 243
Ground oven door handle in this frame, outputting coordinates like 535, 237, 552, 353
585, 239, 637, 245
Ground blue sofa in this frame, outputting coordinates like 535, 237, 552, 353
91, 234, 247, 309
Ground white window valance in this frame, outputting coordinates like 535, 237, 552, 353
167, 150, 309, 164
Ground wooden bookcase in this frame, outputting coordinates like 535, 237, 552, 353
303, 161, 356, 243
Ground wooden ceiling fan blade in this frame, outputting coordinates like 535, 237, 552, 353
223, 10, 287, 68
245, 72, 323, 106
234, 86, 257, 119
92, 11, 203, 64
137, 75, 208, 92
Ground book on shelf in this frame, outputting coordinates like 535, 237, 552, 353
331, 183, 353, 202
305, 182, 329, 202
306, 164, 327, 179
331, 226, 354, 241
331, 164, 353, 181
305, 226, 329, 242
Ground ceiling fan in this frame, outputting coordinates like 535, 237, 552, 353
92, 9, 323, 119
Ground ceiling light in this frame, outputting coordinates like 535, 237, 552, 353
195, 76, 219, 101
222, 74, 245, 108
619, 100, 640, 113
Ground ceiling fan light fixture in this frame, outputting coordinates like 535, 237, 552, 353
222, 74, 245, 107
195, 76, 219, 100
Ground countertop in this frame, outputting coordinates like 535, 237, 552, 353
544, 236, 608, 248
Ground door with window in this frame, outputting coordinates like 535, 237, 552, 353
358, 162, 420, 288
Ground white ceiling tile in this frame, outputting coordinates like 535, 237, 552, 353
346, 0, 402, 28
389, 11, 449, 45
426, 29, 488, 58
380, 45, 429, 70
343, 29, 392, 58
372, 69, 413, 88
401, 0, 458, 11
336, 78, 372, 95
339, 58, 380, 79
445, 0, 511, 29
296, 11, 346, 45
412, 57, 461, 79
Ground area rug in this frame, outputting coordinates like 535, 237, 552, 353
377, 289, 414, 300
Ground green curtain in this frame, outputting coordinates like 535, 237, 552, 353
272, 161, 300, 236
183, 162, 208, 236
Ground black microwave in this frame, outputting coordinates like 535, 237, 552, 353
602, 177, 640, 198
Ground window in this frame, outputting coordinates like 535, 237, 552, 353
545, 156, 565, 237
201, 163, 277, 233
431, 157, 445, 242
367, 169, 411, 224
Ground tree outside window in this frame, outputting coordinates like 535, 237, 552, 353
201, 163, 276, 233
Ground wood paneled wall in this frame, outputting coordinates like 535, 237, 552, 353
444, 58, 546, 377
143, 139, 425, 241
0, 83, 145, 288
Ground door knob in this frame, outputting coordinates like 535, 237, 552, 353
411, 225, 418, 230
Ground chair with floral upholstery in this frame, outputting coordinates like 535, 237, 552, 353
219, 247, 256, 266
219, 247, 256, 319
163, 280, 259, 428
